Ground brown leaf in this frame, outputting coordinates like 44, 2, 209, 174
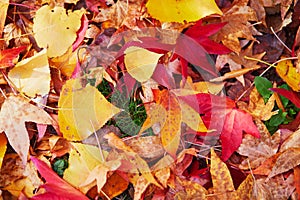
268, 148, 300, 179
237, 119, 280, 170
99, 172, 129, 199
0, 96, 53, 165
254, 174, 295, 199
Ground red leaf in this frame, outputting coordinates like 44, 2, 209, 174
270, 88, 300, 108
221, 108, 260, 160
31, 157, 89, 200
184, 20, 231, 55
0, 46, 26, 68
179, 93, 259, 161
73, 14, 89, 51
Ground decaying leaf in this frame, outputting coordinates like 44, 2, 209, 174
33, 5, 84, 57
8, 49, 50, 97
237, 119, 280, 170
0, 96, 53, 165
146, 0, 222, 23
58, 78, 121, 141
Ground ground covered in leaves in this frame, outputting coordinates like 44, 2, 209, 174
0, 0, 300, 199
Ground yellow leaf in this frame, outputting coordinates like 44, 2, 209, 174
33, 5, 84, 57
0, 133, 7, 169
276, 59, 300, 91
0, 96, 53, 165
179, 99, 207, 132
153, 89, 181, 157
58, 79, 121, 141
0, 0, 9, 36
210, 148, 235, 198
51, 46, 77, 77
146, 0, 222, 23
233, 174, 254, 199
63, 143, 105, 188
124, 46, 163, 82
8, 49, 50, 97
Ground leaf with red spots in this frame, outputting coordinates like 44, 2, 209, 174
0, 46, 26, 68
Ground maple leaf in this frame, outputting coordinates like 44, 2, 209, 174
0, 96, 53, 165
179, 93, 259, 160
0, 46, 26, 68
31, 157, 89, 200
184, 20, 231, 55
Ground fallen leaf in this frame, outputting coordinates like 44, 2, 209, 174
58, 78, 121, 141
267, 148, 300, 179
237, 119, 280, 170
270, 88, 300, 108
0, 46, 26, 68
146, 0, 222, 23
175, 176, 208, 199
31, 157, 89, 200
124, 46, 163, 82
209, 148, 235, 198
63, 143, 104, 188
33, 5, 84, 57
8, 49, 50, 97
99, 172, 129, 199
153, 89, 182, 157
233, 174, 254, 199
0, 134, 6, 169
0, 0, 8, 36
276, 59, 300, 92
294, 166, 300, 199
0, 96, 53, 165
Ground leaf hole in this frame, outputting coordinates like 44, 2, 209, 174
66, 27, 70, 30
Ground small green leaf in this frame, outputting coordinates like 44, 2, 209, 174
53, 158, 68, 176
254, 76, 273, 102
269, 110, 287, 127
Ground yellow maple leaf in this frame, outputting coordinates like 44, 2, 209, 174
146, 0, 222, 23
58, 78, 121, 141
8, 49, 50, 97
33, 5, 84, 57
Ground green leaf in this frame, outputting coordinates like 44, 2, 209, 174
269, 110, 287, 127
53, 158, 68, 176
254, 76, 273, 102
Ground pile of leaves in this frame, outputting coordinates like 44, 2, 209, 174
0, 0, 300, 199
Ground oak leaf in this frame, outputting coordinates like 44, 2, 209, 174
0, 96, 53, 165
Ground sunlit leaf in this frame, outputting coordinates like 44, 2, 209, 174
8, 49, 50, 97
124, 46, 163, 82
146, 0, 222, 23
0, 46, 26, 68
33, 5, 84, 57
276, 59, 300, 92
58, 78, 121, 141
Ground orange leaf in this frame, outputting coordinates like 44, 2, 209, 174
0, 46, 26, 68
153, 89, 181, 157
100, 172, 129, 199
294, 166, 300, 198
0, 133, 7, 169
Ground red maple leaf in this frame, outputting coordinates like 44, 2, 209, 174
179, 93, 259, 161
0, 46, 26, 68
270, 88, 300, 108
